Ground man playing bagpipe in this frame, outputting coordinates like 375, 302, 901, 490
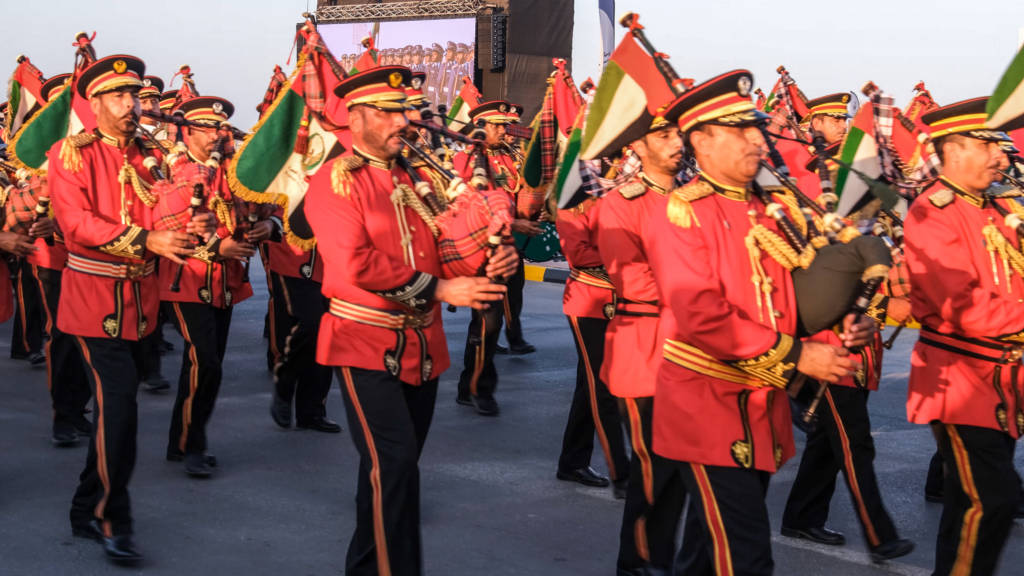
48, 54, 215, 564
904, 97, 1024, 576
450, 100, 538, 416
647, 70, 877, 574
154, 95, 264, 477
304, 65, 518, 576
779, 91, 915, 562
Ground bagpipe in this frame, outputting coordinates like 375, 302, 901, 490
396, 126, 514, 281
624, 12, 892, 423
1, 171, 54, 245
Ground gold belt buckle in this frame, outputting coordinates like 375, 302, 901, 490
1009, 346, 1024, 363
125, 261, 147, 280
401, 313, 429, 329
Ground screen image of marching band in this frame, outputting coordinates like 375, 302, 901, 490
319, 17, 476, 112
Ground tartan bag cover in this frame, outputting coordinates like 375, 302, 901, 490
435, 187, 513, 278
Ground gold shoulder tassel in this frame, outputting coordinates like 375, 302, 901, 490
59, 133, 98, 173
331, 156, 365, 198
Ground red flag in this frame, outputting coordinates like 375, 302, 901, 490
551, 58, 582, 137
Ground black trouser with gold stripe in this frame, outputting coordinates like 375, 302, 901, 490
782, 387, 900, 548
676, 462, 774, 576
70, 336, 142, 536
272, 274, 332, 423
11, 258, 43, 358
617, 396, 690, 574
265, 268, 285, 373
560, 316, 628, 481
933, 424, 1018, 576
336, 367, 437, 576
458, 303, 503, 400
503, 255, 526, 346
31, 265, 91, 426
165, 302, 232, 456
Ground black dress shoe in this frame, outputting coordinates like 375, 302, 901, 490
924, 490, 943, 503
557, 466, 610, 488
27, 351, 46, 366
270, 397, 292, 428
508, 341, 536, 355
455, 394, 473, 407
184, 452, 214, 478
495, 344, 510, 354
141, 377, 170, 393
167, 450, 217, 467
871, 538, 915, 562
52, 423, 79, 447
780, 525, 846, 546
102, 534, 143, 565
613, 479, 629, 500
71, 518, 103, 541
296, 416, 342, 433
471, 395, 500, 416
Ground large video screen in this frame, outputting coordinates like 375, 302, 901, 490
319, 18, 476, 112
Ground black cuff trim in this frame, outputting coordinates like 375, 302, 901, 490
373, 271, 438, 312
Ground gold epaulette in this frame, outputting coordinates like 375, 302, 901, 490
929, 188, 954, 208
331, 155, 365, 198
617, 181, 646, 200
59, 132, 99, 173
666, 179, 713, 228
158, 139, 174, 151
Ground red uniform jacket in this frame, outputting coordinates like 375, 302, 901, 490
49, 132, 167, 341
904, 178, 1024, 437
596, 179, 668, 398
649, 177, 801, 472
305, 150, 450, 385
27, 236, 69, 271
557, 197, 612, 319
156, 155, 252, 308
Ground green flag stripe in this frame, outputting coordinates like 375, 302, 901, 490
232, 89, 304, 192
9, 87, 71, 171
987, 45, 1024, 126
834, 127, 865, 196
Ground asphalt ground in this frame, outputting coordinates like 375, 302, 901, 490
1, 258, 1023, 575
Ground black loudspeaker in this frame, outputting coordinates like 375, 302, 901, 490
490, 13, 507, 72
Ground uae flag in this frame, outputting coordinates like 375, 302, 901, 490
551, 106, 587, 209
579, 34, 674, 160
228, 51, 347, 249
987, 44, 1024, 130
446, 76, 481, 130
9, 72, 96, 172
6, 57, 44, 136
834, 101, 881, 216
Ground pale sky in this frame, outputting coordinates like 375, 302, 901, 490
3, 1, 1023, 129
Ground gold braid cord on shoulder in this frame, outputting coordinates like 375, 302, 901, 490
393, 180, 440, 239
744, 219, 815, 330
982, 223, 1024, 290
